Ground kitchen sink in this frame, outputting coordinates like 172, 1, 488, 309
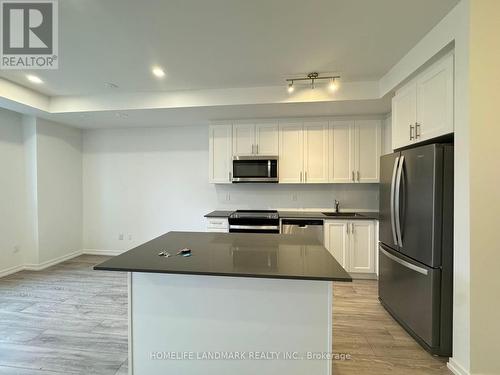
322, 212, 363, 217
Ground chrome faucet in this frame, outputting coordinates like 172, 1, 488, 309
334, 200, 340, 213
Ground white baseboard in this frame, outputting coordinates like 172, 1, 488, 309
0, 249, 126, 279
0, 264, 25, 278
82, 249, 126, 256
448, 358, 470, 375
0, 250, 83, 279
24, 250, 83, 271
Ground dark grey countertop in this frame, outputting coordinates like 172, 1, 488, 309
204, 210, 234, 218
279, 211, 379, 220
94, 231, 352, 282
204, 210, 379, 220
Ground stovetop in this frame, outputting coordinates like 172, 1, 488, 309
229, 210, 279, 220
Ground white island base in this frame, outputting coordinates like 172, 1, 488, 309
128, 272, 333, 375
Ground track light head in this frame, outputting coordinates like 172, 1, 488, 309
328, 78, 338, 92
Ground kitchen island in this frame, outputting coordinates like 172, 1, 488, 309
95, 231, 351, 375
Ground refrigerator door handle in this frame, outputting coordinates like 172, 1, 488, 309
380, 246, 428, 275
395, 155, 405, 247
390, 156, 400, 246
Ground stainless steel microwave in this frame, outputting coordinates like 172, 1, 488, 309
232, 156, 278, 183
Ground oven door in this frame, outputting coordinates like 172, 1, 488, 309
232, 156, 278, 183
229, 225, 280, 234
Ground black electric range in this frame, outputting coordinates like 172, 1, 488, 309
228, 210, 280, 234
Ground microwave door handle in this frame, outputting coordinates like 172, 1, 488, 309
268, 160, 271, 177
390, 156, 400, 246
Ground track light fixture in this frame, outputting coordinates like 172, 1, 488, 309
285, 72, 340, 92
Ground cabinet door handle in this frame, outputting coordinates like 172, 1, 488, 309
305, 171, 307, 182
352, 171, 355, 182
229, 171, 232, 181
415, 122, 421, 139
300, 171, 302, 182
256, 144, 259, 154
346, 224, 349, 235
357, 171, 360, 182
252, 144, 255, 154
351, 223, 355, 235
410, 124, 415, 140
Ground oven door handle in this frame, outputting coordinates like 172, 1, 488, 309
229, 225, 280, 231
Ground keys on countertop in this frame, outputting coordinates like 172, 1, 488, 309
158, 248, 192, 257
177, 248, 192, 257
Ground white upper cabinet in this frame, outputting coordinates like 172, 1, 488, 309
328, 120, 381, 183
416, 54, 454, 142
233, 122, 278, 156
255, 122, 279, 155
278, 122, 303, 183
329, 121, 354, 183
392, 82, 417, 150
232, 123, 254, 155
209, 117, 382, 184
355, 120, 381, 183
392, 53, 454, 150
303, 121, 329, 183
209, 123, 232, 183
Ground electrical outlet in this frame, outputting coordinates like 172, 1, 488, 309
292, 193, 298, 201
226, 193, 231, 201
118, 234, 124, 240
13, 245, 20, 254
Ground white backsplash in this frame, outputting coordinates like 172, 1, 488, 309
214, 183, 379, 211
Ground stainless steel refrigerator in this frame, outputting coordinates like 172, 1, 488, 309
379, 143, 453, 356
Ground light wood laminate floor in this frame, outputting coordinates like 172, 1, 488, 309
0, 255, 450, 374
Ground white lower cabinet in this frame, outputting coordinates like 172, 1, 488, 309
349, 221, 376, 273
324, 220, 376, 276
206, 218, 229, 232
323, 221, 349, 269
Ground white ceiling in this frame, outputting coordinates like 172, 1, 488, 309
45, 97, 392, 129
0, 0, 459, 97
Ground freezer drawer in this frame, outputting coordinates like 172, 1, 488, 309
378, 244, 441, 349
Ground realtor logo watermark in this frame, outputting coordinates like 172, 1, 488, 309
0, 0, 58, 69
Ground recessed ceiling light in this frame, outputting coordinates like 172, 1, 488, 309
152, 66, 165, 78
105, 82, 119, 89
26, 74, 43, 84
